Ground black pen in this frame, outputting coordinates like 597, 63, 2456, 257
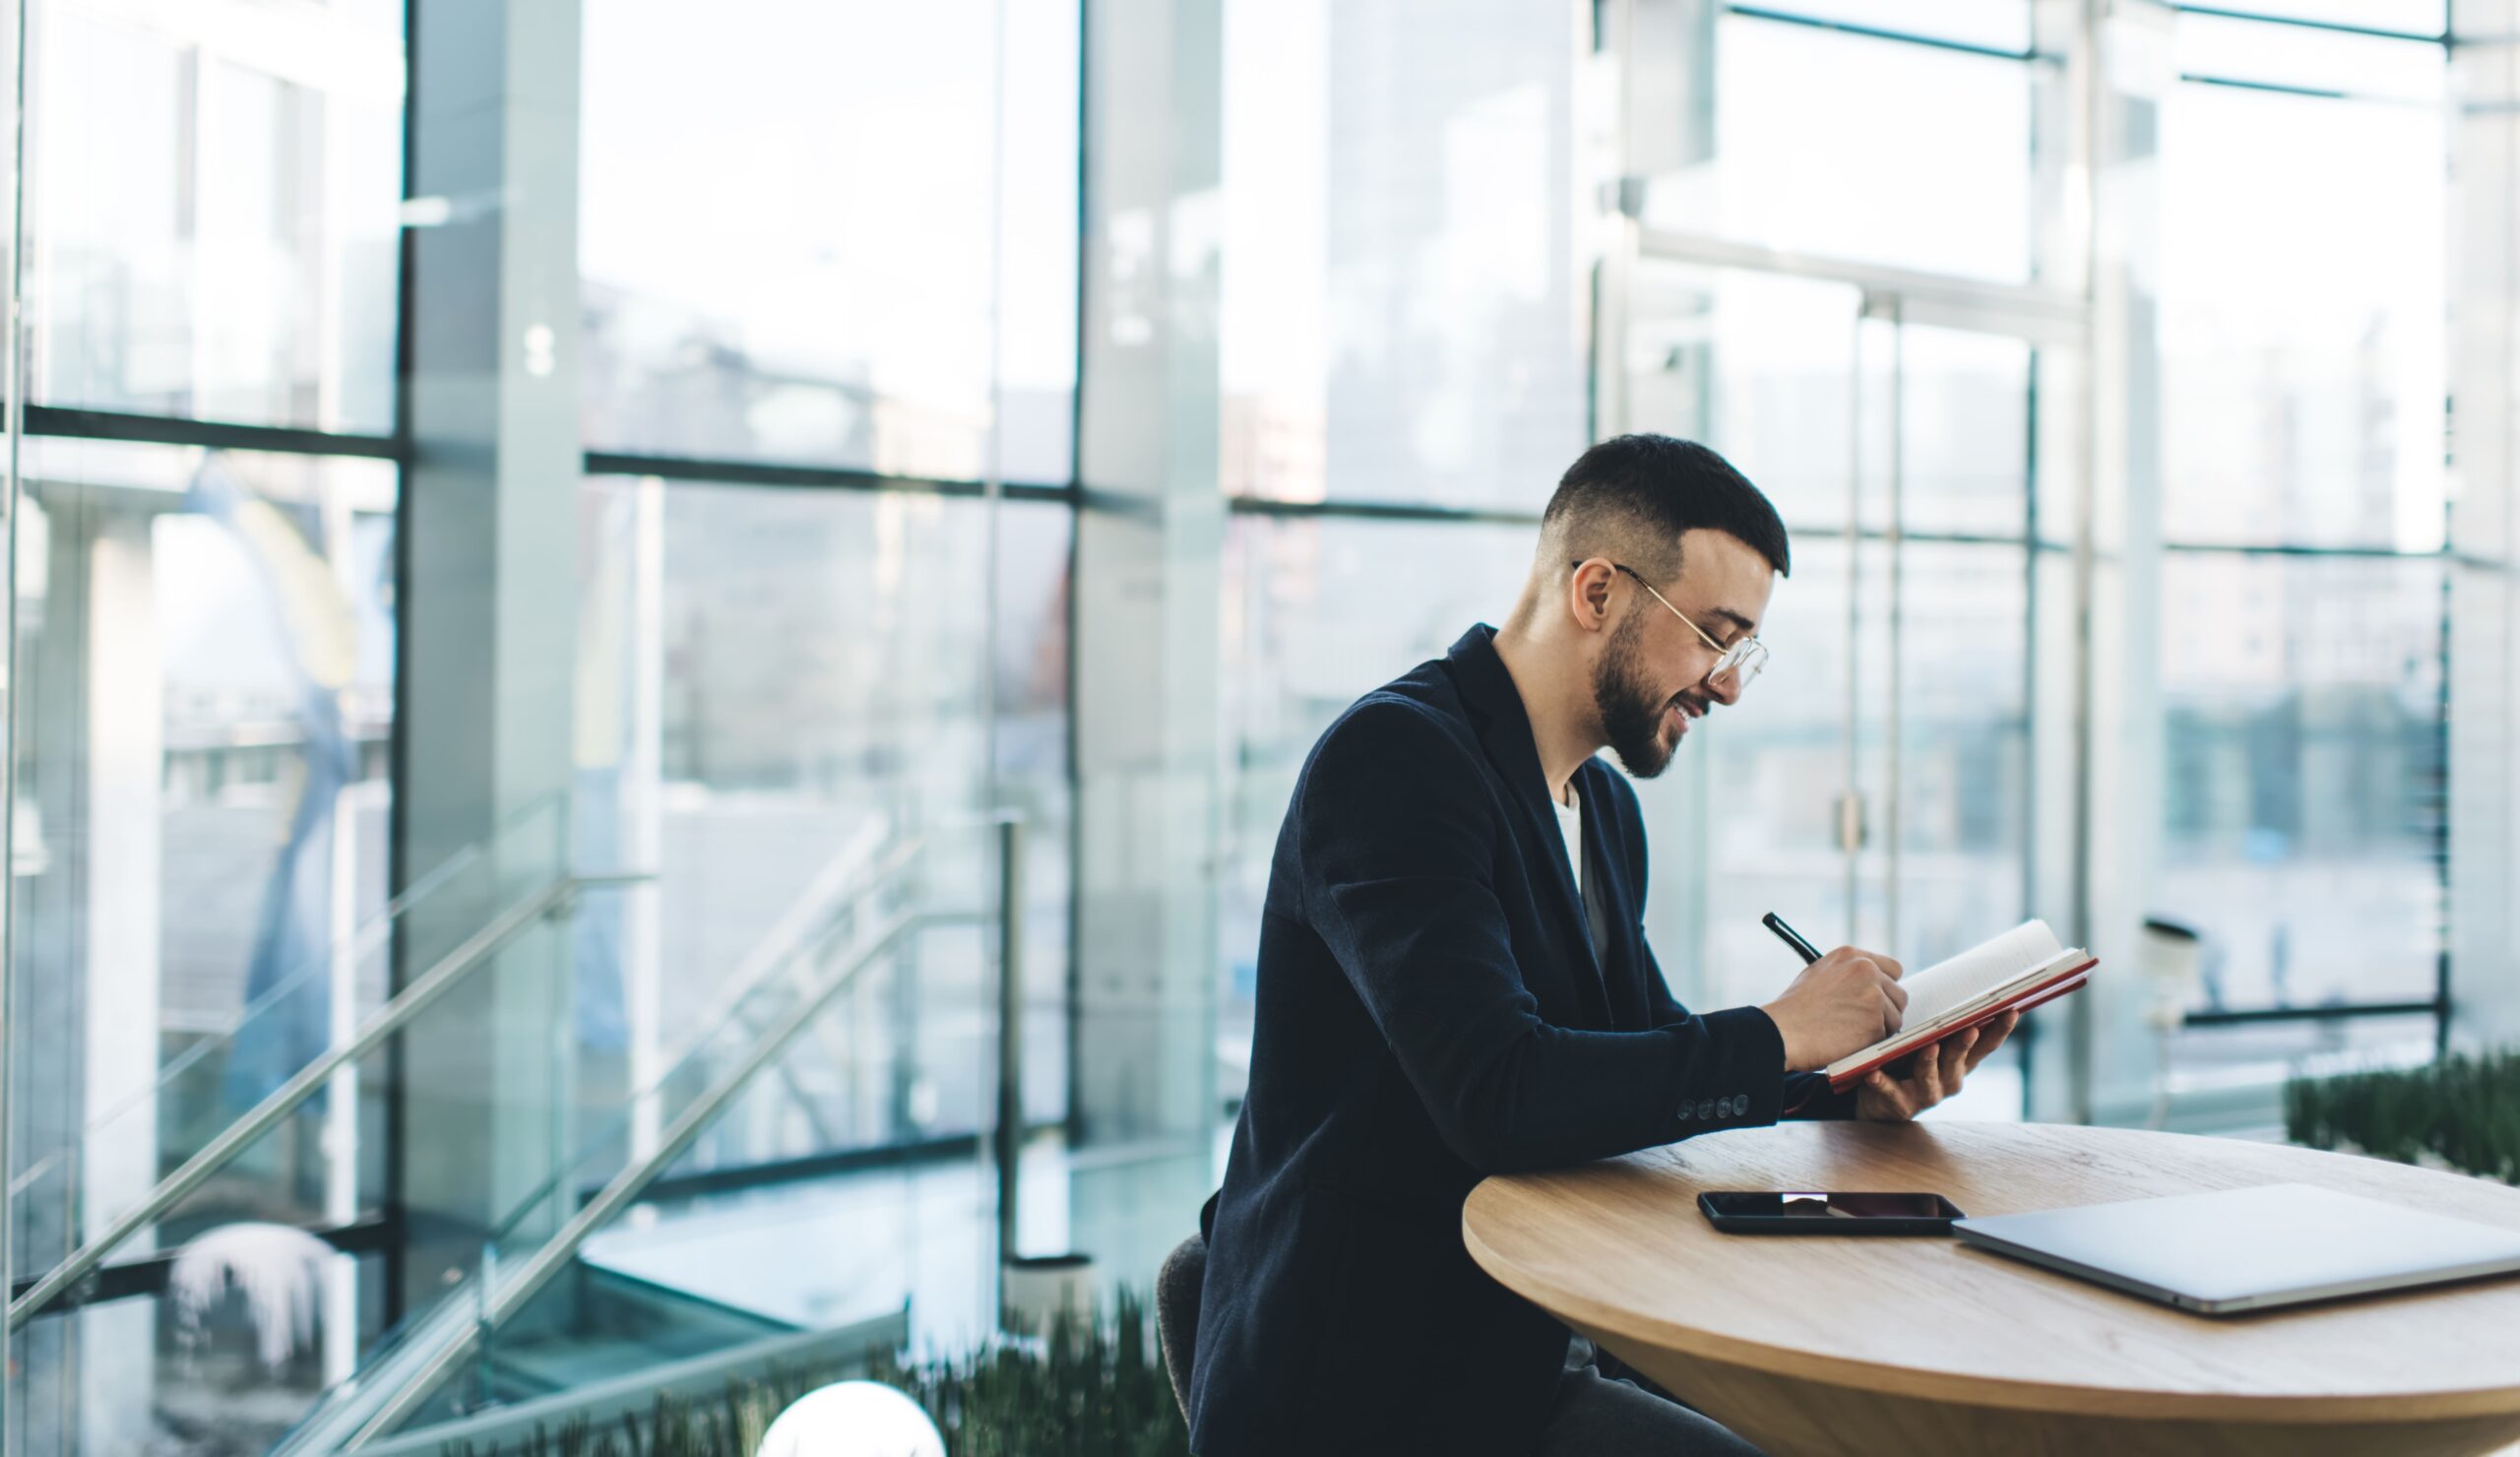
1762, 912, 1822, 966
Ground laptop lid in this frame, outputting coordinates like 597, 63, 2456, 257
1951, 1183, 2520, 1315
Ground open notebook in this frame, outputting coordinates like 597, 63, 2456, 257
1825, 919, 2098, 1091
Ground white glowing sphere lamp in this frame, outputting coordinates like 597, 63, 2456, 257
756, 1380, 944, 1457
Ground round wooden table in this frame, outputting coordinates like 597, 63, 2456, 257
1462, 1121, 2520, 1457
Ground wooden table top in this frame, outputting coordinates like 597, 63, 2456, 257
1462, 1121, 2520, 1424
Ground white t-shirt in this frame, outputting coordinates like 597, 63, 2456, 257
1552, 781, 1583, 907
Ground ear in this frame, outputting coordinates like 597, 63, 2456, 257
1568, 558, 1617, 632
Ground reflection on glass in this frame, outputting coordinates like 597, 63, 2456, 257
579, 0, 1080, 481
9, 1246, 389, 1455
2158, 554, 2444, 1012
2159, 75, 2445, 549
573, 480, 1073, 1170
1221, 0, 1587, 508
8, 440, 397, 1273
31, 0, 407, 432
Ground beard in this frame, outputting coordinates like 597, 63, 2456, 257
1593, 610, 1688, 779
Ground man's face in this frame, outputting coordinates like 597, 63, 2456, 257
1590, 529, 1776, 778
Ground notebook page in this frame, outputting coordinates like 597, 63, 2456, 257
1898, 919, 2064, 1028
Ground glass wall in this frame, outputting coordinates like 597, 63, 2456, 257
7, 1, 409, 1448
2151, 6, 2451, 1095
0, 0, 2493, 1444
5, 0, 1088, 1440
1642, 8, 2037, 283
28, 0, 405, 432
570, 0, 1082, 1191
573, 480, 1074, 1162
580, 0, 1078, 483
1219, 0, 1589, 511
1212, 1, 2454, 1124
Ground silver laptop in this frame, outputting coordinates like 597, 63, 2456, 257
1951, 1183, 2520, 1314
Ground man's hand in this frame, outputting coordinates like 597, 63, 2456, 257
1854, 1010, 2020, 1122
1760, 945, 1907, 1073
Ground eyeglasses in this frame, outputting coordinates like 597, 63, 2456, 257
1599, 561, 1770, 690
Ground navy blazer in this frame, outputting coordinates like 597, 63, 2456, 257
1186, 624, 1852, 1457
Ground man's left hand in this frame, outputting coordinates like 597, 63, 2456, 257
1854, 1010, 2020, 1122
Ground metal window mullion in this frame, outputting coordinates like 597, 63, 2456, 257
1885, 303, 1904, 953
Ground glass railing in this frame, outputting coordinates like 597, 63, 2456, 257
7, 810, 1018, 1456
270, 817, 1011, 1452
3, 796, 633, 1456
5, 792, 571, 1247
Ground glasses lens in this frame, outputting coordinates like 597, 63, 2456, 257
1724, 641, 1767, 687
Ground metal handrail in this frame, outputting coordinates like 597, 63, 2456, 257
679, 832, 920, 1064
5, 869, 651, 1330
268, 831, 940, 1454
346, 908, 920, 1447
5, 810, 529, 1202
658, 832, 920, 1147
269, 820, 1019, 1449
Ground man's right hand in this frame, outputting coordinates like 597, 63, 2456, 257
1760, 946, 1907, 1073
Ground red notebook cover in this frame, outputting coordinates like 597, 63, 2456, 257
1825, 954, 2099, 1091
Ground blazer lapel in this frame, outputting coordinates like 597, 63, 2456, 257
1443, 626, 1605, 989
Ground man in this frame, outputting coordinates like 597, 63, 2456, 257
1185, 435, 2016, 1456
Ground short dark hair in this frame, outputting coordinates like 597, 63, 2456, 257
1541, 434, 1790, 580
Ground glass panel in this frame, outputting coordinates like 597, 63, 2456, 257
2158, 553, 2445, 1012
1627, 263, 1860, 533
1888, 541, 2032, 969
2193, 1, 2443, 33
7, 882, 594, 1456
1892, 326, 2032, 539
579, 0, 1080, 482
2162, 1012, 2439, 1115
1700, 534, 1858, 1013
29, 0, 407, 433
1218, 514, 1533, 1077
7, 440, 400, 1267
1220, 0, 1588, 508
8, 1250, 391, 1456
2177, 14, 2446, 95
2159, 77, 2445, 550
1727, 2, 2032, 52
573, 479, 1072, 1160
1644, 14, 2034, 283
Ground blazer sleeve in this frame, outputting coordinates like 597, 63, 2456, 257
1297, 698, 1793, 1175
1638, 927, 1856, 1119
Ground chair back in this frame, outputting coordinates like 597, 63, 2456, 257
1155, 1233, 1207, 1422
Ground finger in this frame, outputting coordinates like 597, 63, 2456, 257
1875, 954, 1905, 982
1866, 1069, 1916, 1119
1914, 1045, 1947, 1107
1879, 987, 1904, 1035
1881, 975, 1910, 1013
1943, 1034, 1975, 1094
1968, 1014, 2017, 1071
